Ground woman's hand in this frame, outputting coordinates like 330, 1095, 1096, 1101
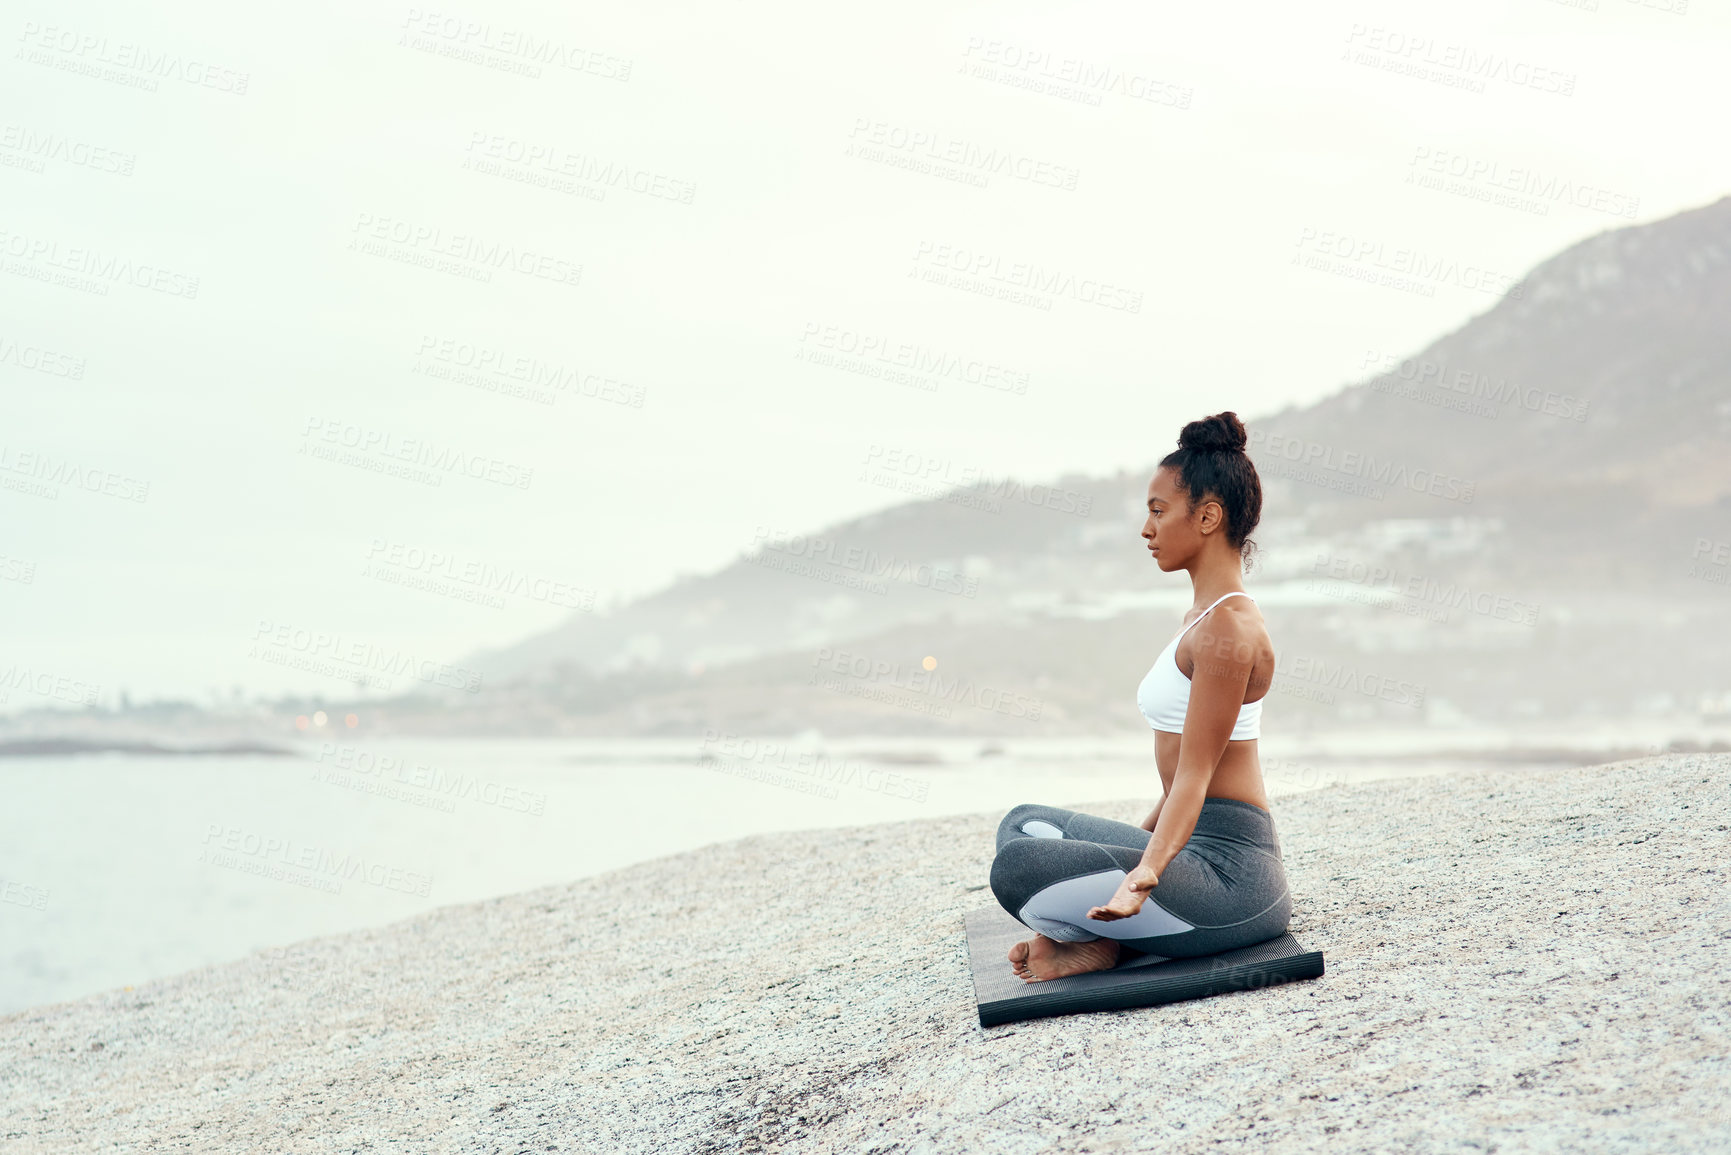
1086, 864, 1160, 921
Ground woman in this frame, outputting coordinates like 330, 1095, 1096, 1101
990, 411, 1291, 982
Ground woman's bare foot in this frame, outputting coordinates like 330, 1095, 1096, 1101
1007, 934, 1120, 982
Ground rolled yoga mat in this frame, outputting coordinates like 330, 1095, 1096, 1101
965, 905, 1326, 1027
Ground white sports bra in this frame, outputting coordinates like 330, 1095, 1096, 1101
1136, 591, 1264, 740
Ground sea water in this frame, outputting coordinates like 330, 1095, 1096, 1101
0, 729, 1679, 1014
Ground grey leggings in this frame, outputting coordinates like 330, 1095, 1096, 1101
989, 798, 1293, 959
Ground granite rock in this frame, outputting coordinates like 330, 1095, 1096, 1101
2, 754, 1727, 1153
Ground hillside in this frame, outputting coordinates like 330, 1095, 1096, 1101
1271, 195, 1731, 498
386, 197, 1731, 736
1260, 193, 1731, 559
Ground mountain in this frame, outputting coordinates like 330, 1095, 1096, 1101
1278, 194, 1731, 499
1258, 193, 1731, 575
423, 196, 1731, 736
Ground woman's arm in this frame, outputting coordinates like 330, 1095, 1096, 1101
1138, 792, 1164, 832
1139, 774, 1208, 879
1090, 607, 1257, 920
1141, 606, 1255, 873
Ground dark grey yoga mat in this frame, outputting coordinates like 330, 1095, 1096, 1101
966, 905, 1326, 1027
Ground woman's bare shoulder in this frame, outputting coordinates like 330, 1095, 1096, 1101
1211, 596, 1268, 634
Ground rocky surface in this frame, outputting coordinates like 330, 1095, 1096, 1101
2, 753, 1728, 1153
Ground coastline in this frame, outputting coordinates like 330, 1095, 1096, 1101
1, 753, 1726, 1153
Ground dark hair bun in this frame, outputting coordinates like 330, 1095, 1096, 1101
1178, 411, 1248, 454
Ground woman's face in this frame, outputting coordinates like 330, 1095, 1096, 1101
1142, 468, 1209, 571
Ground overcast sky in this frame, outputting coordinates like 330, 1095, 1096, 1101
3, 0, 1727, 706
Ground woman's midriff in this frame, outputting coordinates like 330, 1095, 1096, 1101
1153, 731, 1270, 811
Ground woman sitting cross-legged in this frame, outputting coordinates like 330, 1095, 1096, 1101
990, 412, 1293, 982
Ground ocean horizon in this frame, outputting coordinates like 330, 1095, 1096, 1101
1, 723, 1711, 1015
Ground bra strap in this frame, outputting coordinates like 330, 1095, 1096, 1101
1178, 591, 1254, 639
